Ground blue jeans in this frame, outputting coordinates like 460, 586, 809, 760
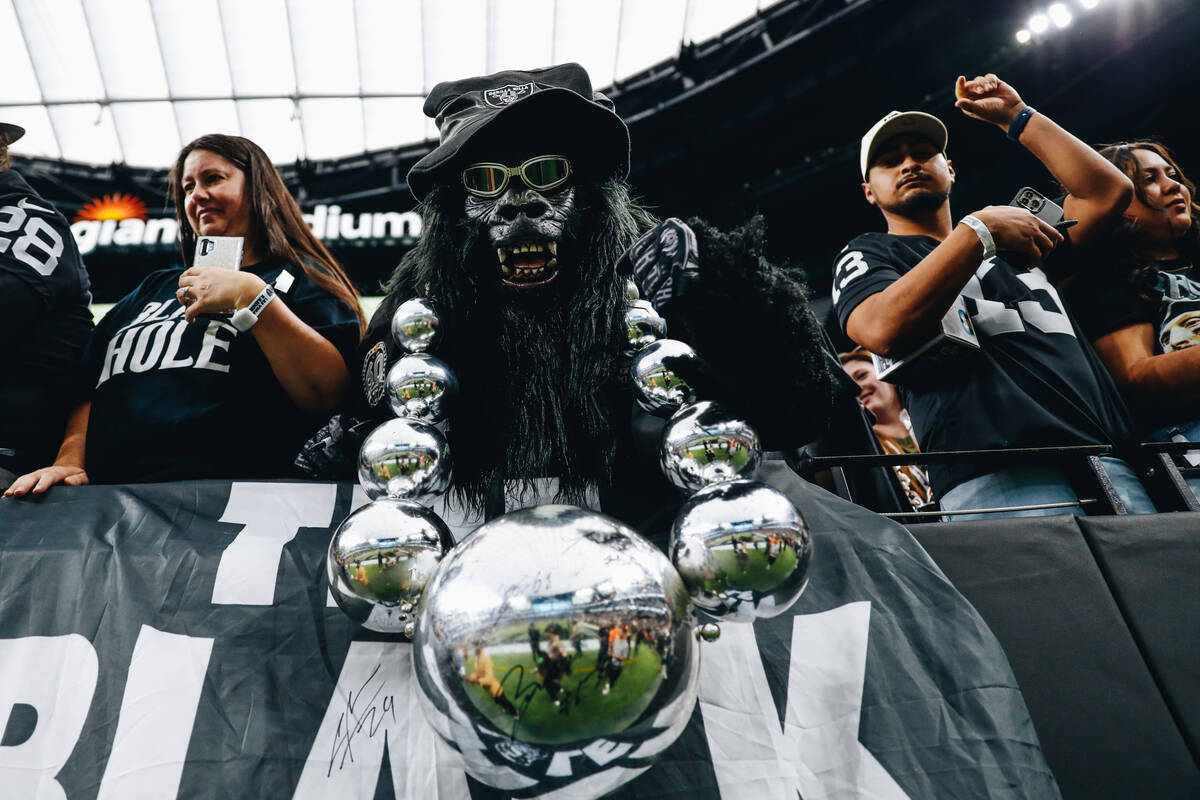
1147, 419, 1200, 503
939, 457, 1156, 521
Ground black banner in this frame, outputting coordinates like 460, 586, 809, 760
913, 513, 1200, 800
0, 470, 1058, 799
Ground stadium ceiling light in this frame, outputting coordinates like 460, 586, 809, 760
1016, 28, 1033, 43
1048, 3, 1073, 27
1029, 12, 1051, 33
1079, 0, 1100, 9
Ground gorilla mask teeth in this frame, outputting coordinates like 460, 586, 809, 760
497, 238, 560, 288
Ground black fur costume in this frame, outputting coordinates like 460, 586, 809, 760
338, 178, 848, 528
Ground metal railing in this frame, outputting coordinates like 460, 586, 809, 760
793, 442, 1200, 521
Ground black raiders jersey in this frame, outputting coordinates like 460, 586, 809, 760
0, 169, 94, 471
833, 231, 1135, 495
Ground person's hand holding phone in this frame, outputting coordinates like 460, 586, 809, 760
972, 205, 1064, 268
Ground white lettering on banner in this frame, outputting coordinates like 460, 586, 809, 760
699, 602, 909, 800
98, 218, 117, 247
0, 635, 99, 800
339, 211, 372, 239
96, 626, 214, 800
71, 205, 422, 255
212, 483, 338, 605
292, 641, 469, 800
113, 218, 145, 246
371, 212, 418, 239
71, 218, 180, 255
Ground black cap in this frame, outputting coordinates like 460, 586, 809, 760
406, 63, 630, 201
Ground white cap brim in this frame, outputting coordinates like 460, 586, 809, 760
860, 111, 947, 179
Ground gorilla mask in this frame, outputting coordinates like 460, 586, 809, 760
463, 156, 575, 290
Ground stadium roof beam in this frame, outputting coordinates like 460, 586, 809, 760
79, 0, 125, 164
283, 2, 308, 163
146, 0, 185, 155
10, 3, 62, 159
214, 0, 246, 138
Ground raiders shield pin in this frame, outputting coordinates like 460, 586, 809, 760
483, 83, 533, 108
362, 341, 389, 407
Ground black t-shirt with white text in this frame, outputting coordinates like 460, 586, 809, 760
83, 259, 359, 484
833, 231, 1135, 495
0, 169, 94, 472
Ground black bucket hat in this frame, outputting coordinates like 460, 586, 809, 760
406, 63, 630, 202
0, 122, 26, 146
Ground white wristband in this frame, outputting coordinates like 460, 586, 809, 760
960, 215, 996, 260
230, 285, 276, 332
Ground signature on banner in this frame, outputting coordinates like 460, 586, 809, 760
328, 663, 396, 775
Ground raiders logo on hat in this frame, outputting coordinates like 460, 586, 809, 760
483, 83, 533, 108
362, 341, 389, 407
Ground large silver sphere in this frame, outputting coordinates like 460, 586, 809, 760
391, 297, 442, 353
630, 339, 700, 417
326, 498, 455, 633
358, 418, 452, 501
412, 505, 699, 791
659, 401, 762, 493
386, 353, 459, 422
624, 300, 668, 354
671, 480, 812, 622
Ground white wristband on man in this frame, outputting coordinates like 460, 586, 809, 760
960, 214, 996, 261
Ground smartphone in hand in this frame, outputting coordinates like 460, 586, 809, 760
193, 236, 244, 270
1010, 186, 1064, 224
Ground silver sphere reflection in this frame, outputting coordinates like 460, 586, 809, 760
624, 278, 640, 301
671, 480, 812, 622
630, 339, 701, 417
386, 353, 459, 422
358, 418, 452, 501
391, 297, 442, 353
660, 401, 761, 493
327, 498, 455, 633
412, 505, 699, 791
697, 623, 721, 643
624, 300, 668, 354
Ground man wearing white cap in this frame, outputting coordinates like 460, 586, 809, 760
832, 74, 1152, 519
0, 122, 94, 491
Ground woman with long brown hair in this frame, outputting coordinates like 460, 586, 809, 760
1064, 140, 1200, 494
6, 134, 365, 493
